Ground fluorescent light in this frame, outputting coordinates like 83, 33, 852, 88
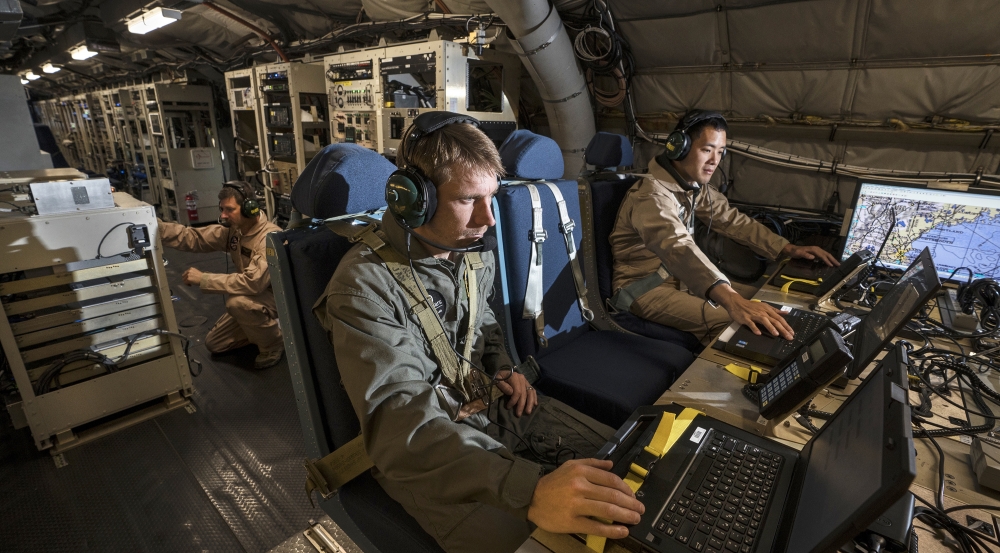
69, 44, 98, 60
42, 63, 61, 74
20, 78, 28, 85
126, 7, 182, 35
24, 72, 40, 80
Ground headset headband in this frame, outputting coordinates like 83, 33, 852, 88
399, 112, 481, 169
676, 109, 727, 134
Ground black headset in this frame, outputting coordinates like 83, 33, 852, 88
662, 109, 728, 161
384, 111, 496, 253
223, 181, 261, 219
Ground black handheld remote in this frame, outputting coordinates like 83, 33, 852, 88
755, 327, 854, 420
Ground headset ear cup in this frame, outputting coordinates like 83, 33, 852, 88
664, 130, 690, 161
387, 169, 434, 228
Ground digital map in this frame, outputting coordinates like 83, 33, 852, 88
843, 193, 1000, 278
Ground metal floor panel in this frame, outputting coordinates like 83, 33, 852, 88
0, 245, 325, 552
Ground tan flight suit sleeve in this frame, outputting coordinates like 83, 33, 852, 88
631, 185, 732, 299
199, 249, 271, 296
701, 186, 789, 260
316, 275, 543, 519
158, 219, 228, 253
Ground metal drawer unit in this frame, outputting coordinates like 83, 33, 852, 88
0, 192, 193, 452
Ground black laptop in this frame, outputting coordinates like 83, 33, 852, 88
724, 248, 941, 375
599, 344, 916, 553
778, 249, 874, 297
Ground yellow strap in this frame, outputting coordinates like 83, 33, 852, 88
586, 408, 702, 552
723, 362, 766, 384
779, 276, 821, 293
304, 436, 373, 505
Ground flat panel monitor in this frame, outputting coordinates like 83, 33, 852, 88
842, 179, 1000, 281
845, 247, 941, 379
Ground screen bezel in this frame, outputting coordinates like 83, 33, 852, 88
841, 178, 1000, 281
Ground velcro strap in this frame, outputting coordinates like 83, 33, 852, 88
779, 276, 820, 293
586, 407, 702, 552
723, 362, 766, 384
608, 265, 669, 313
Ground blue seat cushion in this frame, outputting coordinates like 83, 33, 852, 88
499, 130, 564, 180
611, 312, 703, 354
585, 132, 633, 169
534, 331, 694, 428
290, 144, 396, 219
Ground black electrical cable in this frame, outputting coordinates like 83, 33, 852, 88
96, 221, 135, 259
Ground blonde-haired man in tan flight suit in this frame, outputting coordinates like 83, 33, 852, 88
158, 181, 284, 369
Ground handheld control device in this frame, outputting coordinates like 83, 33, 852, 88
750, 327, 853, 420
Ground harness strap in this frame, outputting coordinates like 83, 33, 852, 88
542, 182, 594, 322
524, 184, 548, 347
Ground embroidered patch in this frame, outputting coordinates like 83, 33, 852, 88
240, 246, 253, 258
229, 236, 239, 251
426, 289, 447, 318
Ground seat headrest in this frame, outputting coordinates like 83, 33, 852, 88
499, 129, 564, 180
585, 132, 633, 169
290, 144, 396, 219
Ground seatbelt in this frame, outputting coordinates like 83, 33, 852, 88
524, 184, 548, 347
305, 221, 495, 502
607, 265, 670, 313
542, 182, 594, 322
585, 407, 703, 553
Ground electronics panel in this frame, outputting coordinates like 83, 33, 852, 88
324, 51, 380, 150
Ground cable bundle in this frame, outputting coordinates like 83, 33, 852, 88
566, 1, 635, 108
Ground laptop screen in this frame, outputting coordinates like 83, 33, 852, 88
783, 352, 893, 553
845, 247, 941, 378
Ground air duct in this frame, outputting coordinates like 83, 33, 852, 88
483, 0, 594, 177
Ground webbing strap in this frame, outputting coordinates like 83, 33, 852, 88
543, 182, 594, 322
524, 184, 548, 347
349, 225, 481, 402
607, 265, 670, 313
723, 362, 765, 384
779, 276, 820, 293
586, 407, 703, 552
304, 436, 373, 504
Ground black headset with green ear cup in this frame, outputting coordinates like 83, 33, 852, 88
663, 109, 728, 161
385, 111, 481, 229
223, 181, 261, 218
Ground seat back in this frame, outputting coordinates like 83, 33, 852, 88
581, 133, 702, 352
269, 144, 443, 553
495, 130, 590, 360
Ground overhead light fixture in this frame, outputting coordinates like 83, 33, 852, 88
42, 62, 61, 73
20, 78, 28, 85
69, 44, 99, 60
24, 71, 40, 80
126, 7, 181, 35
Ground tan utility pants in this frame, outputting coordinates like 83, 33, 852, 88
205, 293, 283, 354
631, 278, 759, 345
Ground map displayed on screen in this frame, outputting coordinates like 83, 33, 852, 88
843, 182, 1000, 279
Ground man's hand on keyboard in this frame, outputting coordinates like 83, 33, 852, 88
527, 459, 645, 539
781, 244, 840, 267
711, 286, 794, 340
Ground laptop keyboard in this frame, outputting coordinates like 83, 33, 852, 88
654, 432, 783, 553
774, 311, 827, 358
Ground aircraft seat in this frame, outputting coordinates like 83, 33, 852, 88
580, 132, 702, 353
494, 130, 694, 428
268, 143, 444, 553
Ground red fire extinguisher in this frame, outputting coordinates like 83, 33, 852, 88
185, 191, 199, 223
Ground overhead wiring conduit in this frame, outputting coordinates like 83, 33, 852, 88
483, 0, 595, 177
201, 1, 289, 62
